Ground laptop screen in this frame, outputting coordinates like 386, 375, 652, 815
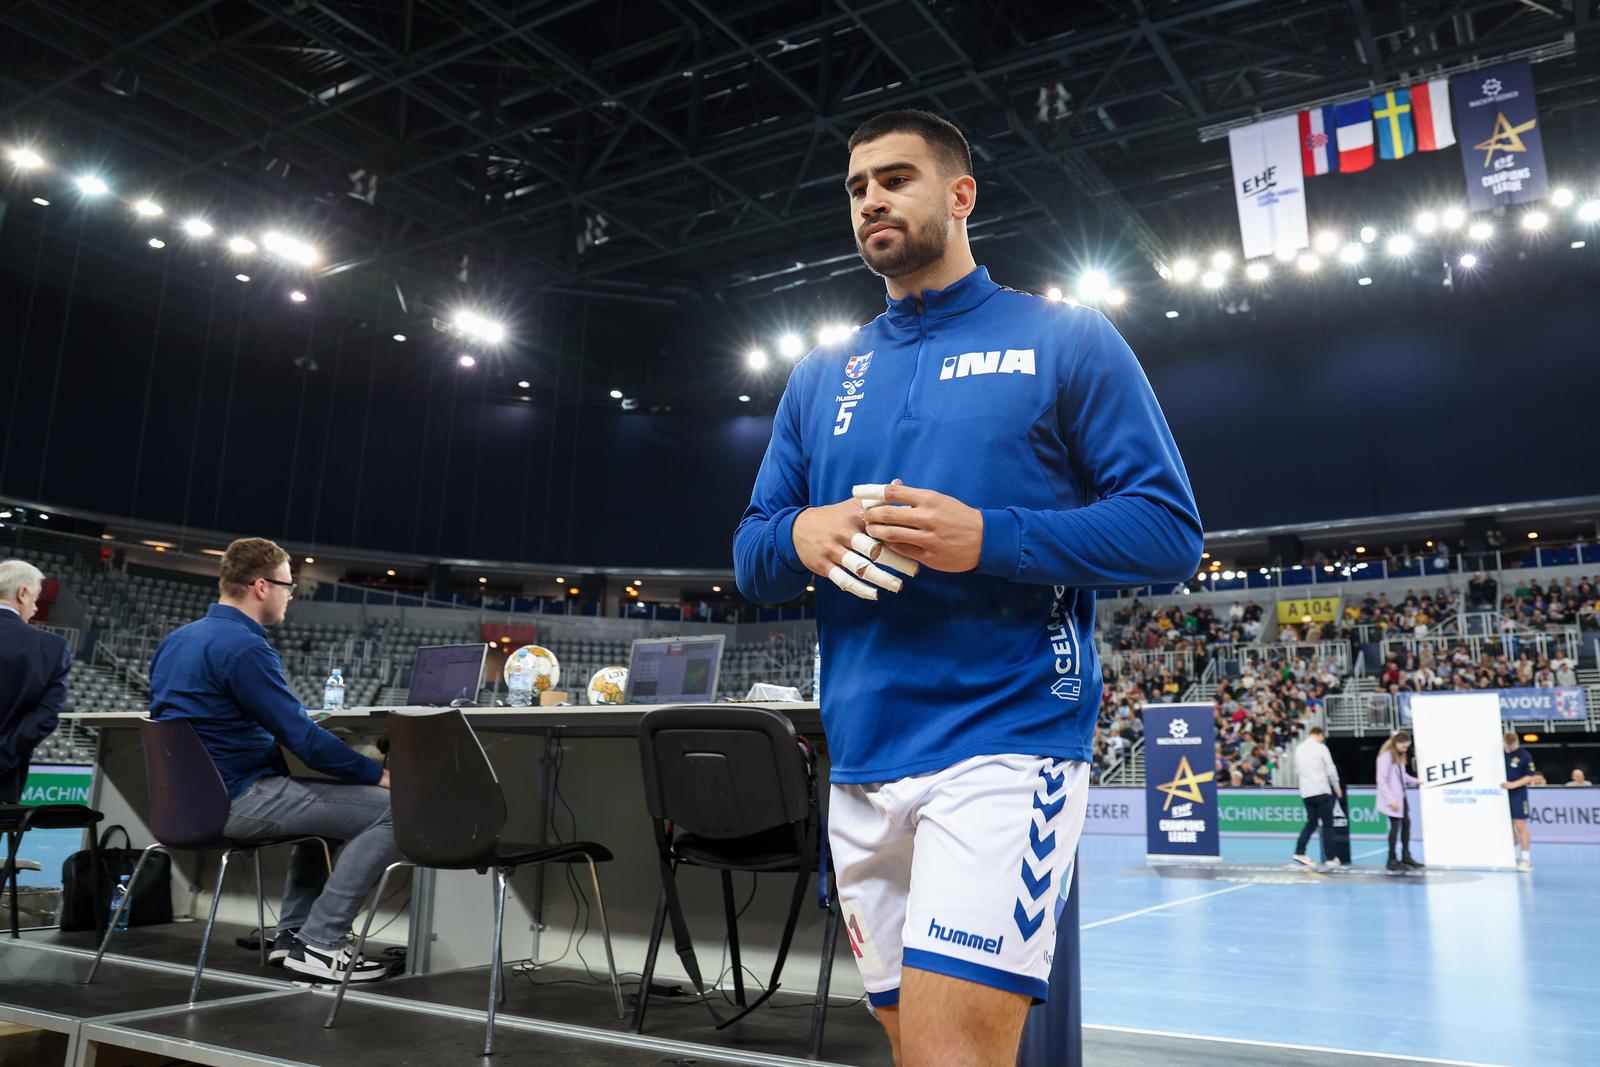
624, 636, 725, 704
407, 644, 487, 706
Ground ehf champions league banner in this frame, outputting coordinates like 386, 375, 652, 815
1451, 60, 1548, 211
1408, 692, 1516, 869
1398, 687, 1586, 723
1142, 703, 1220, 861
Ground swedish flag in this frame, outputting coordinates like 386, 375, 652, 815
1370, 89, 1416, 160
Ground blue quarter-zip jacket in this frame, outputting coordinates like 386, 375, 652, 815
734, 266, 1203, 784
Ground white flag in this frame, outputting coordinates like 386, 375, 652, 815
1228, 116, 1308, 260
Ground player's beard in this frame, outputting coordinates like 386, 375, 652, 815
855, 212, 950, 279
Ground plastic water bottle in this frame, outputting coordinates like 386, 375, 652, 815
109, 874, 131, 931
323, 668, 345, 712
813, 641, 822, 703
507, 673, 533, 708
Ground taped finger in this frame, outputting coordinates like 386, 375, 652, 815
848, 534, 921, 578
852, 483, 889, 500
827, 565, 879, 601
841, 550, 904, 593
856, 497, 886, 511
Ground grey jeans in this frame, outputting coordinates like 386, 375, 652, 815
224, 776, 397, 951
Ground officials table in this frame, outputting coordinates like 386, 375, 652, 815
61, 702, 1079, 1066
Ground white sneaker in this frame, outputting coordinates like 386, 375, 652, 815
1517, 859, 1532, 873
1322, 857, 1342, 868
283, 939, 392, 983
1292, 854, 1315, 867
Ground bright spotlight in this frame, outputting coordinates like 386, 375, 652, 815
261, 231, 319, 265
1551, 188, 1574, 208
1296, 253, 1320, 272
1076, 269, 1110, 302
452, 309, 506, 345
30, 197, 48, 207
737, 394, 751, 403
1521, 211, 1548, 231
8, 147, 44, 169
1045, 286, 1064, 302
816, 324, 849, 346
1468, 220, 1493, 240
234, 274, 251, 283
391, 333, 406, 342
516, 380, 531, 389
1578, 201, 1600, 222
1172, 259, 1197, 282
1312, 231, 1340, 254
133, 199, 163, 217
1458, 253, 1478, 269
1338, 243, 1364, 264
1210, 251, 1232, 270
1386, 234, 1414, 256
1245, 262, 1270, 281
147, 237, 165, 249
1105, 288, 1126, 307
459, 354, 477, 368
747, 347, 770, 371
1441, 206, 1465, 229
227, 236, 256, 255
1273, 246, 1298, 262
1201, 270, 1224, 289
777, 334, 804, 359
609, 388, 623, 399
1414, 210, 1438, 234
182, 218, 213, 238
288, 289, 308, 303
1359, 225, 1377, 243
1164, 310, 1180, 319
75, 175, 108, 196
1357, 276, 1372, 286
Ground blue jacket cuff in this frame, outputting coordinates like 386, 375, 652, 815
975, 508, 1021, 579
774, 509, 808, 575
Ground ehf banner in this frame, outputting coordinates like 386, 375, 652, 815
1143, 703, 1220, 861
1398, 687, 1586, 723
1227, 115, 1308, 260
1451, 60, 1548, 210
1409, 692, 1515, 869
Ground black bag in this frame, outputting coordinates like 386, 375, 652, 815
59, 825, 173, 931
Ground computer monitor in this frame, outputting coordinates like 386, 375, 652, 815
623, 635, 725, 705
407, 644, 488, 707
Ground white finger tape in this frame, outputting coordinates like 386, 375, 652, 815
840, 550, 903, 594
848, 532, 921, 578
852, 483, 889, 500
856, 497, 886, 511
827, 565, 878, 601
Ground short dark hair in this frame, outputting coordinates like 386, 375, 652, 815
219, 537, 290, 598
847, 109, 973, 179
1307, 725, 1325, 738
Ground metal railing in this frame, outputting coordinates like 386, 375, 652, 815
1099, 738, 1144, 786
1214, 640, 1351, 674
1325, 686, 1600, 735
1107, 649, 1194, 678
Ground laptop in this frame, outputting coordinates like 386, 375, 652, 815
623, 635, 725, 705
407, 644, 488, 707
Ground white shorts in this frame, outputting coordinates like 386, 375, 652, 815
828, 753, 1089, 1006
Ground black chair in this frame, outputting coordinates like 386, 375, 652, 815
634, 705, 841, 1060
0, 802, 105, 938
85, 718, 332, 1001
325, 710, 624, 1057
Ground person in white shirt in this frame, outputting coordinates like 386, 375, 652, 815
1292, 726, 1342, 867
1567, 769, 1592, 788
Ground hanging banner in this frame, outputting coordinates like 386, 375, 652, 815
1143, 703, 1220, 861
1398, 687, 1587, 723
1227, 115, 1308, 260
1409, 692, 1515, 869
1451, 60, 1548, 211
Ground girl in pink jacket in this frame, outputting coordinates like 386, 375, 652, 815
1377, 731, 1422, 871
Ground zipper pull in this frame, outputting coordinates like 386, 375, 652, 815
913, 297, 924, 315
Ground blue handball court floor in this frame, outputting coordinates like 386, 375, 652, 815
1076, 835, 1595, 1067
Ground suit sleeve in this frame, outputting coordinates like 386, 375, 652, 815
975, 311, 1204, 588
226, 643, 382, 785
6, 640, 69, 763
733, 368, 814, 605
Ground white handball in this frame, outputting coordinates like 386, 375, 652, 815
504, 644, 561, 692
586, 666, 629, 705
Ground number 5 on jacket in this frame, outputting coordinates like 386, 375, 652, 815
833, 399, 859, 436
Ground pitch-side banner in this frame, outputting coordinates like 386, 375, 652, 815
1398, 687, 1586, 723
1227, 115, 1308, 260
18, 764, 96, 889
1409, 692, 1515, 869
1143, 703, 1220, 860
1451, 60, 1548, 210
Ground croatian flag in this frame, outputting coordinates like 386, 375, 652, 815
1371, 89, 1416, 160
1410, 78, 1455, 151
1298, 106, 1338, 176
1334, 99, 1375, 172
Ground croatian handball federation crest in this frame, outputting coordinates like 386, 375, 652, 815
844, 352, 873, 379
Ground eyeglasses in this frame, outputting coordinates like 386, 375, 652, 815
260, 577, 298, 596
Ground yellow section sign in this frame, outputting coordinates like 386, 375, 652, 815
1277, 596, 1341, 626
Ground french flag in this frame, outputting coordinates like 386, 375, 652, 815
1298, 106, 1338, 176
1410, 78, 1455, 151
1334, 100, 1375, 173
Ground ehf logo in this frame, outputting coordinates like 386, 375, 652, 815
844, 352, 873, 379
1168, 718, 1189, 740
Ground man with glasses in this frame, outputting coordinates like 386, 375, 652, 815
150, 537, 396, 982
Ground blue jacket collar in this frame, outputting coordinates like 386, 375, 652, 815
884, 265, 999, 327
206, 603, 268, 637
